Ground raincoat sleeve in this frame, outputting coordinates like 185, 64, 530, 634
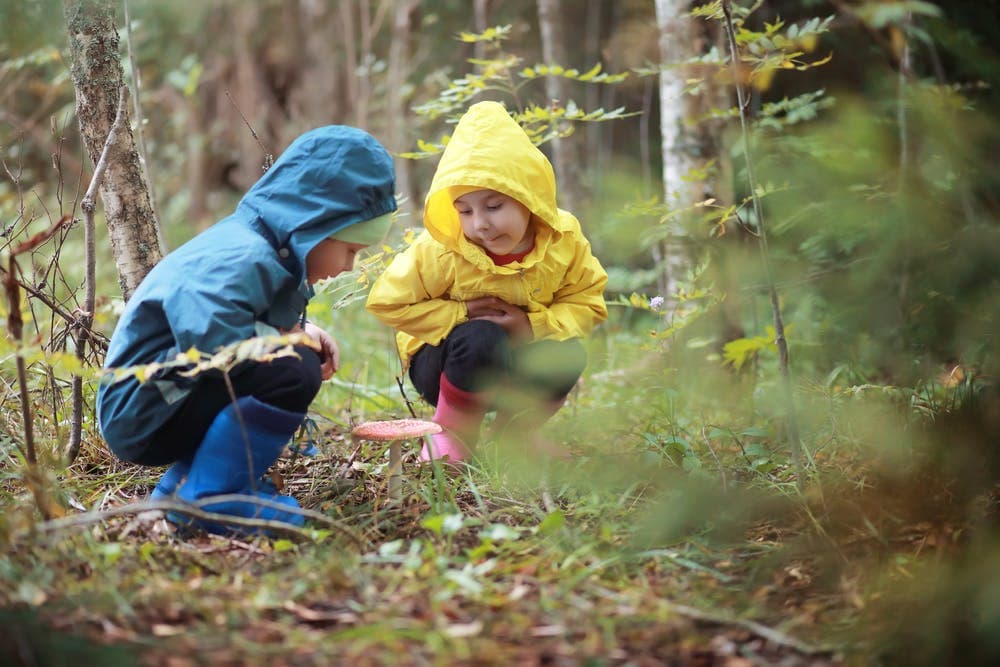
366, 239, 467, 345
161, 251, 289, 355
527, 233, 608, 341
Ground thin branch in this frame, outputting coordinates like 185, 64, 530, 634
700, 424, 727, 492
5, 258, 36, 465
666, 601, 831, 657
4, 212, 73, 468
22, 496, 367, 548
14, 278, 109, 354
67, 84, 128, 464
225, 90, 273, 170
721, 0, 804, 487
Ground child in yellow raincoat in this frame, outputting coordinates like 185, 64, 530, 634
366, 101, 608, 462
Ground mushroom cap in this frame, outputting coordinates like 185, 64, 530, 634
351, 418, 442, 440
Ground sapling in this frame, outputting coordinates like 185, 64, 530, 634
720, 0, 805, 485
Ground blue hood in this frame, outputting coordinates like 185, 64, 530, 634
238, 125, 397, 268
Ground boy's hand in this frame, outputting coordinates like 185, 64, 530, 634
303, 321, 340, 379
465, 297, 532, 341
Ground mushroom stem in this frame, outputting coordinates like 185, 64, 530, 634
388, 439, 402, 503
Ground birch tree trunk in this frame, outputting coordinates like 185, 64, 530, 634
653, 0, 698, 302
64, 0, 163, 299
536, 0, 583, 212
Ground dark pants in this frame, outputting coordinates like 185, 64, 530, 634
408, 320, 587, 407
139, 345, 323, 465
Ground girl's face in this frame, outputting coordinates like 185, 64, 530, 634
305, 239, 367, 284
454, 189, 533, 256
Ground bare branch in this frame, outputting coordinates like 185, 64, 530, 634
67, 84, 129, 464
21, 496, 368, 548
225, 90, 274, 170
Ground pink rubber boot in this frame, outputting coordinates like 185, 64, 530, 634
420, 374, 489, 464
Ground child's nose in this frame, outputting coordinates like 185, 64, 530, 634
474, 211, 490, 231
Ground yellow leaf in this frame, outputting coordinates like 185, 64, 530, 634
889, 26, 906, 61
753, 66, 776, 91
578, 63, 602, 81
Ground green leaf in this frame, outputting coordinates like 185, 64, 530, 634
722, 328, 777, 370
421, 514, 445, 535
682, 456, 702, 472
272, 539, 296, 553
538, 510, 565, 536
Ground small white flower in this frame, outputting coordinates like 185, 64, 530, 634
649, 296, 665, 311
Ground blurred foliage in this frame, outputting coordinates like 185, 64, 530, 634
1, 0, 999, 664
404, 23, 634, 158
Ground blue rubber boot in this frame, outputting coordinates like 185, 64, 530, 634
150, 459, 191, 501
151, 458, 277, 500
171, 396, 307, 535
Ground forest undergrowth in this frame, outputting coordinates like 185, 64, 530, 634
1, 294, 995, 666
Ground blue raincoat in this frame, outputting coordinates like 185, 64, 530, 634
98, 126, 396, 462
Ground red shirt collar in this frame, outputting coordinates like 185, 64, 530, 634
486, 239, 534, 266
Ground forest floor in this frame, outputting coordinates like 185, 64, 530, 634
5, 414, 978, 667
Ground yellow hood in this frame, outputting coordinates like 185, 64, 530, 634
424, 101, 563, 254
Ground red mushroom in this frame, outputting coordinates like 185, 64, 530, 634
351, 419, 442, 502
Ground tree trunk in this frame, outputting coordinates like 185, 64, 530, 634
340, 1, 360, 127
387, 0, 420, 217
231, 3, 269, 189
654, 0, 698, 302
584, 0, 603, 180
289, 0, 343, 132
64, 0, 163, 299
473, 0, 490, 61
536, 0, 583, 212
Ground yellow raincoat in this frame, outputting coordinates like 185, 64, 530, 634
366, 101, 608, 368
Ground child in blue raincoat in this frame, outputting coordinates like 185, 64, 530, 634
97, 126, 396, 534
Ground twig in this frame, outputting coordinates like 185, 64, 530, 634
225, 90, 273, 170
5, 266, 34, 464
666, 601, 831, 656
721, 0, 805, 488
3, 213, 74, 467
395, 374, 419, 418
66, 85, 128, 464
14, 278, 108, 354
21, 495, 368, 548
700, 424, 727, 492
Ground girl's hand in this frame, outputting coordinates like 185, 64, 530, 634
465, 296, 532, 341
303, 321, 340, 379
